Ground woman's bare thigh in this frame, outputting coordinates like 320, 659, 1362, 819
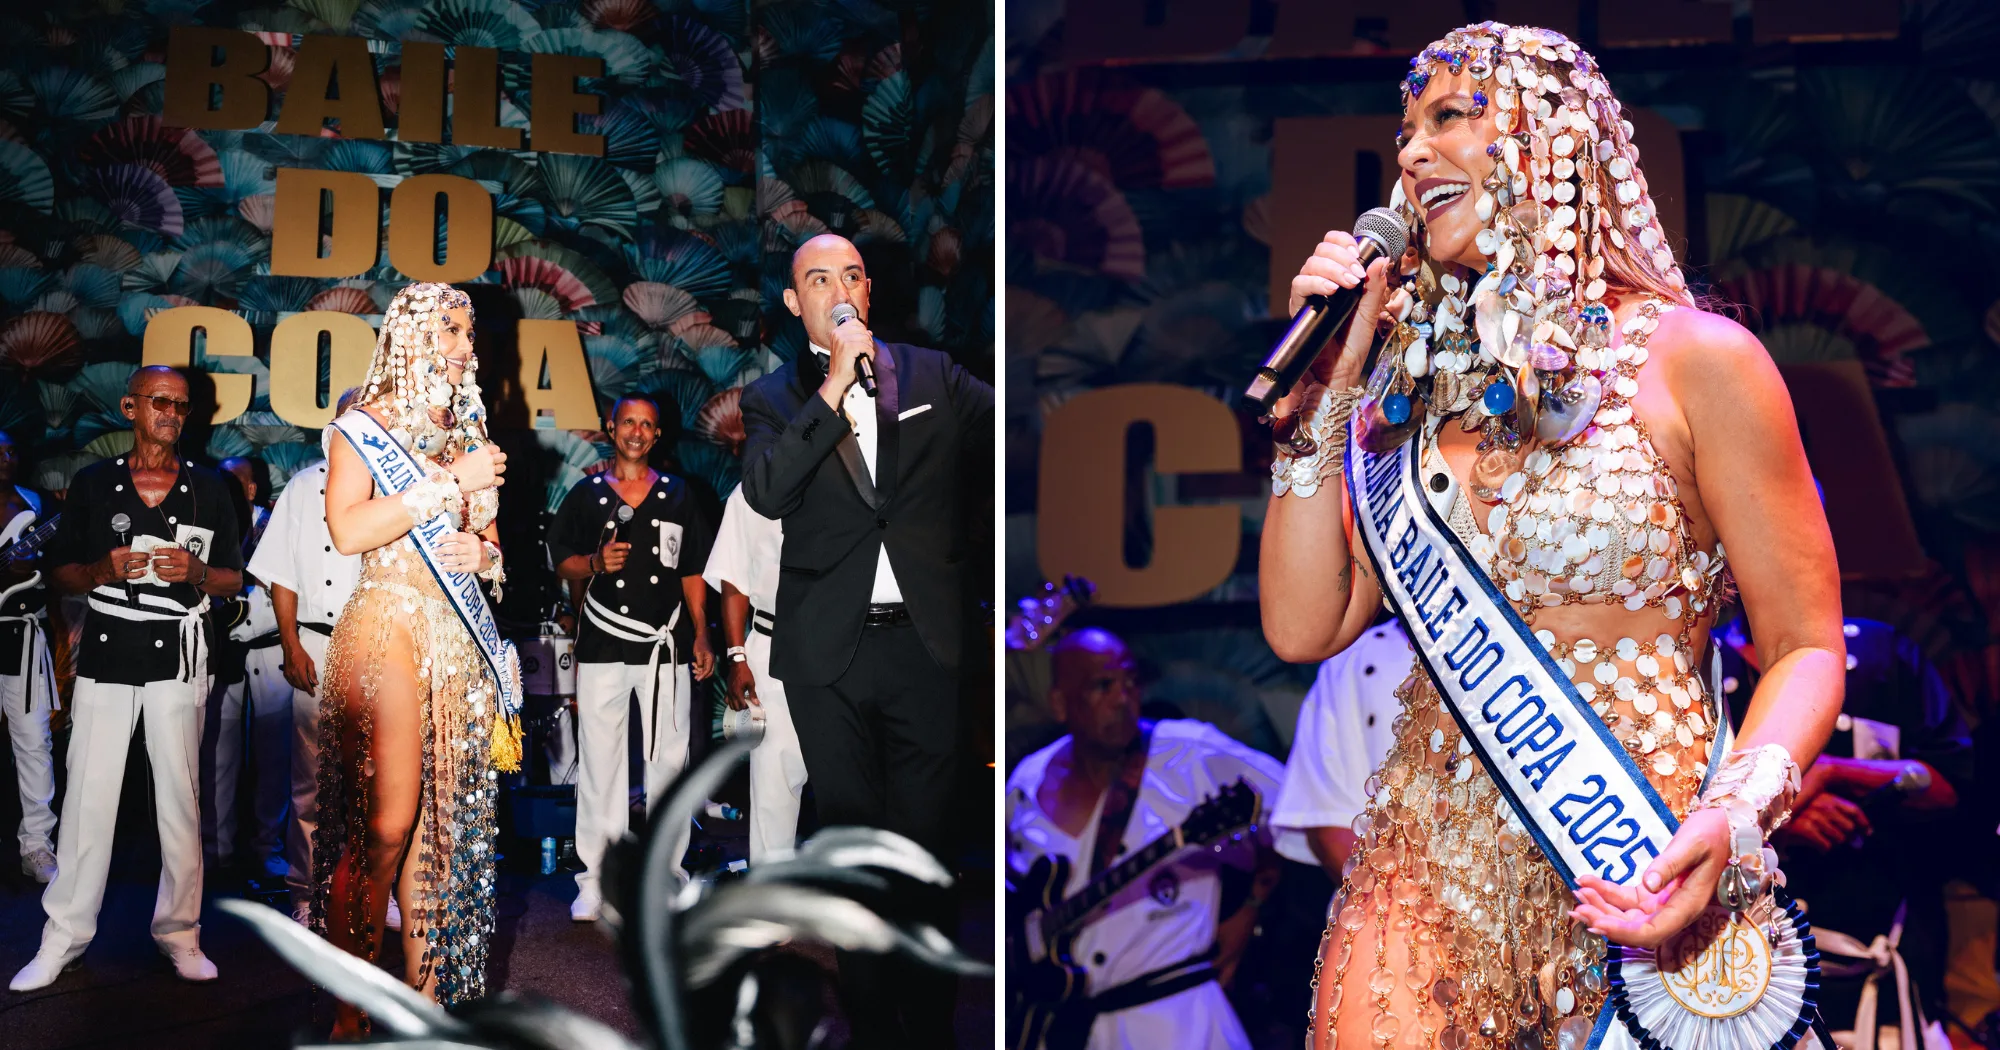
1312, 895, 1450, 1050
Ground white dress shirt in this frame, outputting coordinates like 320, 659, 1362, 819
1270, 621, 1412, 865
702, 484, 783, 615
812, 344, 902, 604
246, 461, 362, 629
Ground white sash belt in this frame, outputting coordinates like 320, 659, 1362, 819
583, 593, 680, 759
87, 589, 210, 684
0, 607, 55, 711
1817, 902, 1930, 1050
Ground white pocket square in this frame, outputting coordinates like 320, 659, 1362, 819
897, 404, 933, 421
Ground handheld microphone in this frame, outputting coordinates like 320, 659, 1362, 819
829, 303, 877, 398
110, 512, 135, 603
613, 503, 634, 539
1845, 761, 1931, 851
1858, 762, 1931, 814
1241, 208, 1409, 415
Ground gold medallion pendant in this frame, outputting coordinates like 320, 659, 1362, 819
1656, 906, 1771, 1019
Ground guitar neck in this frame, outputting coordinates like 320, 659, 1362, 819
1047, 827, 1186, 933
2, 517, 58, 562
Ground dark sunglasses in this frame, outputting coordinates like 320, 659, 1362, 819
131, 394, 192, 417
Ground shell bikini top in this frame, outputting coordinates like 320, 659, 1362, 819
1420, 300, 1729, 629
1416, 300, 1731, 796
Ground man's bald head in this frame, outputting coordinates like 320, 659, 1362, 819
1050, 628, 1140, 754
789, 234, 864, 288
127, 365, 187, 397
784, 234, 871, 353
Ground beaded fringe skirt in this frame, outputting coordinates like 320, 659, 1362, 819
1311, 667, 1704, 1050
310, 560, 501, 1008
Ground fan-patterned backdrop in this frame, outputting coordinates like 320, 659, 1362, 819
0, 0, 992, 620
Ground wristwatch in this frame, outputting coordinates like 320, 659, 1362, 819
726, 645, 748, 663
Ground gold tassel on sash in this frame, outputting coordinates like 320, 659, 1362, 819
490, 710, 523, 773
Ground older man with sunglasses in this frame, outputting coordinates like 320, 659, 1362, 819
10, 366, 244, 991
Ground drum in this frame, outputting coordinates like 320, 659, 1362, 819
516, 630, 577, 697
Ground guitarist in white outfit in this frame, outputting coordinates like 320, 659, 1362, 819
0, 432, 58, 885
1006, 628, 1283, 1050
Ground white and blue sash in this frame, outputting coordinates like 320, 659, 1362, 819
333, 410, 521, 720
1346, 425, 1821, 1050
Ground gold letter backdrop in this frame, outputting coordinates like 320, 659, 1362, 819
1006, 7, 1985, 765
0, 0, 994, 584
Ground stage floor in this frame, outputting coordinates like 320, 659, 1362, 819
0, 754, 994, 1048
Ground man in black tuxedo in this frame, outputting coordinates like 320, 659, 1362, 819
740, 233, 991, 1047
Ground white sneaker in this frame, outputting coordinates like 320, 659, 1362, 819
10, 951, 74, 992
160, 944, 217, 982
571, 887, 601, 923
385, 896, 401, 931
21, 848, 56, 884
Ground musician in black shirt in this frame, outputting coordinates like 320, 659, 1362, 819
0, 430, 58, 886
548, 395, 714, 919
9, 367, 243, 992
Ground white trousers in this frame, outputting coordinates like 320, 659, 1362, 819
0, 636, 56, 858
284, 629, 329, 907
575, 659, 692, 894
745, 630, 806, 864
39, 676, 205, 960
203, 644, 290, 872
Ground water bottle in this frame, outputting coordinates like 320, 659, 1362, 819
540, 836, 557, 875
703, 801, 743, 821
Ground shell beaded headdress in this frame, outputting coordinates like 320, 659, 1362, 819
358, 282, 488, 460
1362, 22, 1690, 494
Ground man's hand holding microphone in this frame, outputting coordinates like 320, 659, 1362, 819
817, 302, 877, 409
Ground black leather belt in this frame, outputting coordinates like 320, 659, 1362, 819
246, 633, 284, 649
863, 603, 911, 627
300, 621, 334, 637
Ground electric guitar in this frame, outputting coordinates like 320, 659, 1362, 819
1005, 575, 1095, 652
0, 509, 60, 608
1005, 780, 1261, 1050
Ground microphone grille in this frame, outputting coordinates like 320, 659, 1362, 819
1898, 764, 1933, 793
829, 303, 859, 324
110, 513, 131, 532
1354, 207, 1409, 261
616, 505, 634, 523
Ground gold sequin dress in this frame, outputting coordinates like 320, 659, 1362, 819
1312, 302, 1733, 1050
311, 446, 503, 1006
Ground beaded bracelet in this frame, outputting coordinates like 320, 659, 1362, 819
401, 468, 464, 527
1691, 743, 1800, 911
477, 540, 504, 581
1269, 384, 1366, 499
478, 540, 505, 599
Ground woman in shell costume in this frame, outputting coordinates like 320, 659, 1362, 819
1261, 24, 1846, 1050
312, 282, 516, 1035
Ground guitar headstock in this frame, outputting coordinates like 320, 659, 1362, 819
1179, 779, 1259, 845
1004, 575, 1096, 652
